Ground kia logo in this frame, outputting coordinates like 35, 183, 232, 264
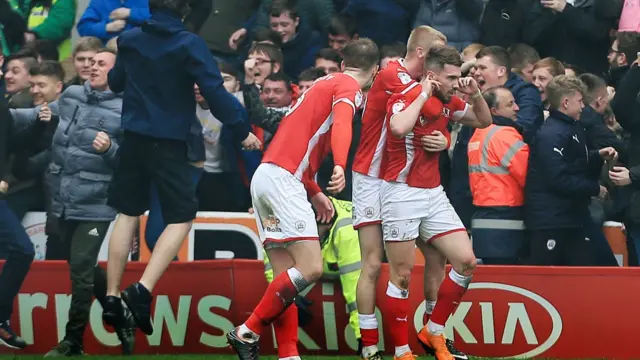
413, 282, 563, 359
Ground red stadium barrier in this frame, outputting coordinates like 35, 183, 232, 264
0, 260, 638, 358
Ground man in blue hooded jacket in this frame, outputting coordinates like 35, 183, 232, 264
101, 0, 261, 336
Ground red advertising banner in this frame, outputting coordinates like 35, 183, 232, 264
1, 261, 638, 358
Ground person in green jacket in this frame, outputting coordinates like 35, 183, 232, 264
264, 196, 362, 352
9, 0, 76, 60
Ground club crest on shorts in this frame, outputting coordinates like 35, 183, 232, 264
546, 239, 556, 250
295, 221, 306, 232
390, 226, 400, 238
365, 207, 375, 218
398, 72, 412, 85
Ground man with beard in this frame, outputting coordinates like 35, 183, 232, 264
382, 45, 491, 360
607, 31, 640, 89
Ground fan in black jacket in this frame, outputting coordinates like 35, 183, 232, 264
524, 75, 617, 266
0, 94, 34, 350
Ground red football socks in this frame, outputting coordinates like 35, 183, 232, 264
274, 305, 299, 358
430, 270, 470, 329
383, 281, 410, 351
358, 313, 379, 347
245, 270, 299, 335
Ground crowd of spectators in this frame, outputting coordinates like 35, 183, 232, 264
1, 0, 640, 267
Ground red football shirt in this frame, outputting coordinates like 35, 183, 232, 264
352, 59, 419, 178
262, 73, 362, 196
384, 86, 469, 189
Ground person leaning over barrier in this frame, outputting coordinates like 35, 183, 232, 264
263, 196, 362, 355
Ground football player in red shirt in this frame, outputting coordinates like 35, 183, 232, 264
226, 39, 380, 360
351, 26, 448, 360
383, 45, 492, 360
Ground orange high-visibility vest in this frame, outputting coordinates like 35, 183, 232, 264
468, 124, 529, 207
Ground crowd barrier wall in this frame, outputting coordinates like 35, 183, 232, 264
0, 260, 638, 358
20, 212, 630, 266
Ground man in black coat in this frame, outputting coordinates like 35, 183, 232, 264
524, 75, 617, 266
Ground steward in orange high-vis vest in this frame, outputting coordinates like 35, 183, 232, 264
468, 87, 529, 265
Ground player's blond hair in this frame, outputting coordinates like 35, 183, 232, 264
406, 26, 447, 55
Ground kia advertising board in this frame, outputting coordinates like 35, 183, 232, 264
1, 261, 639, 358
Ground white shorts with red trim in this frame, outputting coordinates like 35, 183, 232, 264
380, 181, 466, 242
250, 163, 319, 248
351, 172, 383, 229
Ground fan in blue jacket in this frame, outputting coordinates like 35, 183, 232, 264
77, 0, 150, 43
524, 75, 617, 266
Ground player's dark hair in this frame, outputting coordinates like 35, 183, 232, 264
249, 42, 285, 68
380, 42, 407, 59
476, 46, 511, 74
425, 45, 463, 71
482, 86, 510, 109
328, 14, 357, 37
298, 67, 326, 82
315, 48, 342, 64
578, 73, 607, 104
342, 38, 379, 71
253, 28, 283, 48
29, 60, 65, 81
507, 43, 540, 71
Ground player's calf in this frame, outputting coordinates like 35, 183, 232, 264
383, 240, 417, 359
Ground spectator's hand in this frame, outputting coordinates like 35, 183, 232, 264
541, 0, 567, 12
241, 132, 261, 150
39, 103, 51, 122
106, 20, 127, 33
420, 76, 441, 97
311, 192, 334, 223
229, 28, 247, 50
610, 166, 632, 186
422, 130, 448, 152
599, 147, 618, 161
110, 8, 131, 20
0, 181, 8, 194
327, 165, 345, 194
23, 32, 36, 43
244, 58, 257, 84
93, 131, 111, 153
598, 185, 608, 199
457, 77, 480, 96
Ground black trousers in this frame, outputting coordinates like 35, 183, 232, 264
527, 228, 594, 266
57, 219, 110, 346
0, 200, 34, 321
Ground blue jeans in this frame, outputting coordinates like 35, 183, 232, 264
0, 200, 34, 320
145, 166, 203, 252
